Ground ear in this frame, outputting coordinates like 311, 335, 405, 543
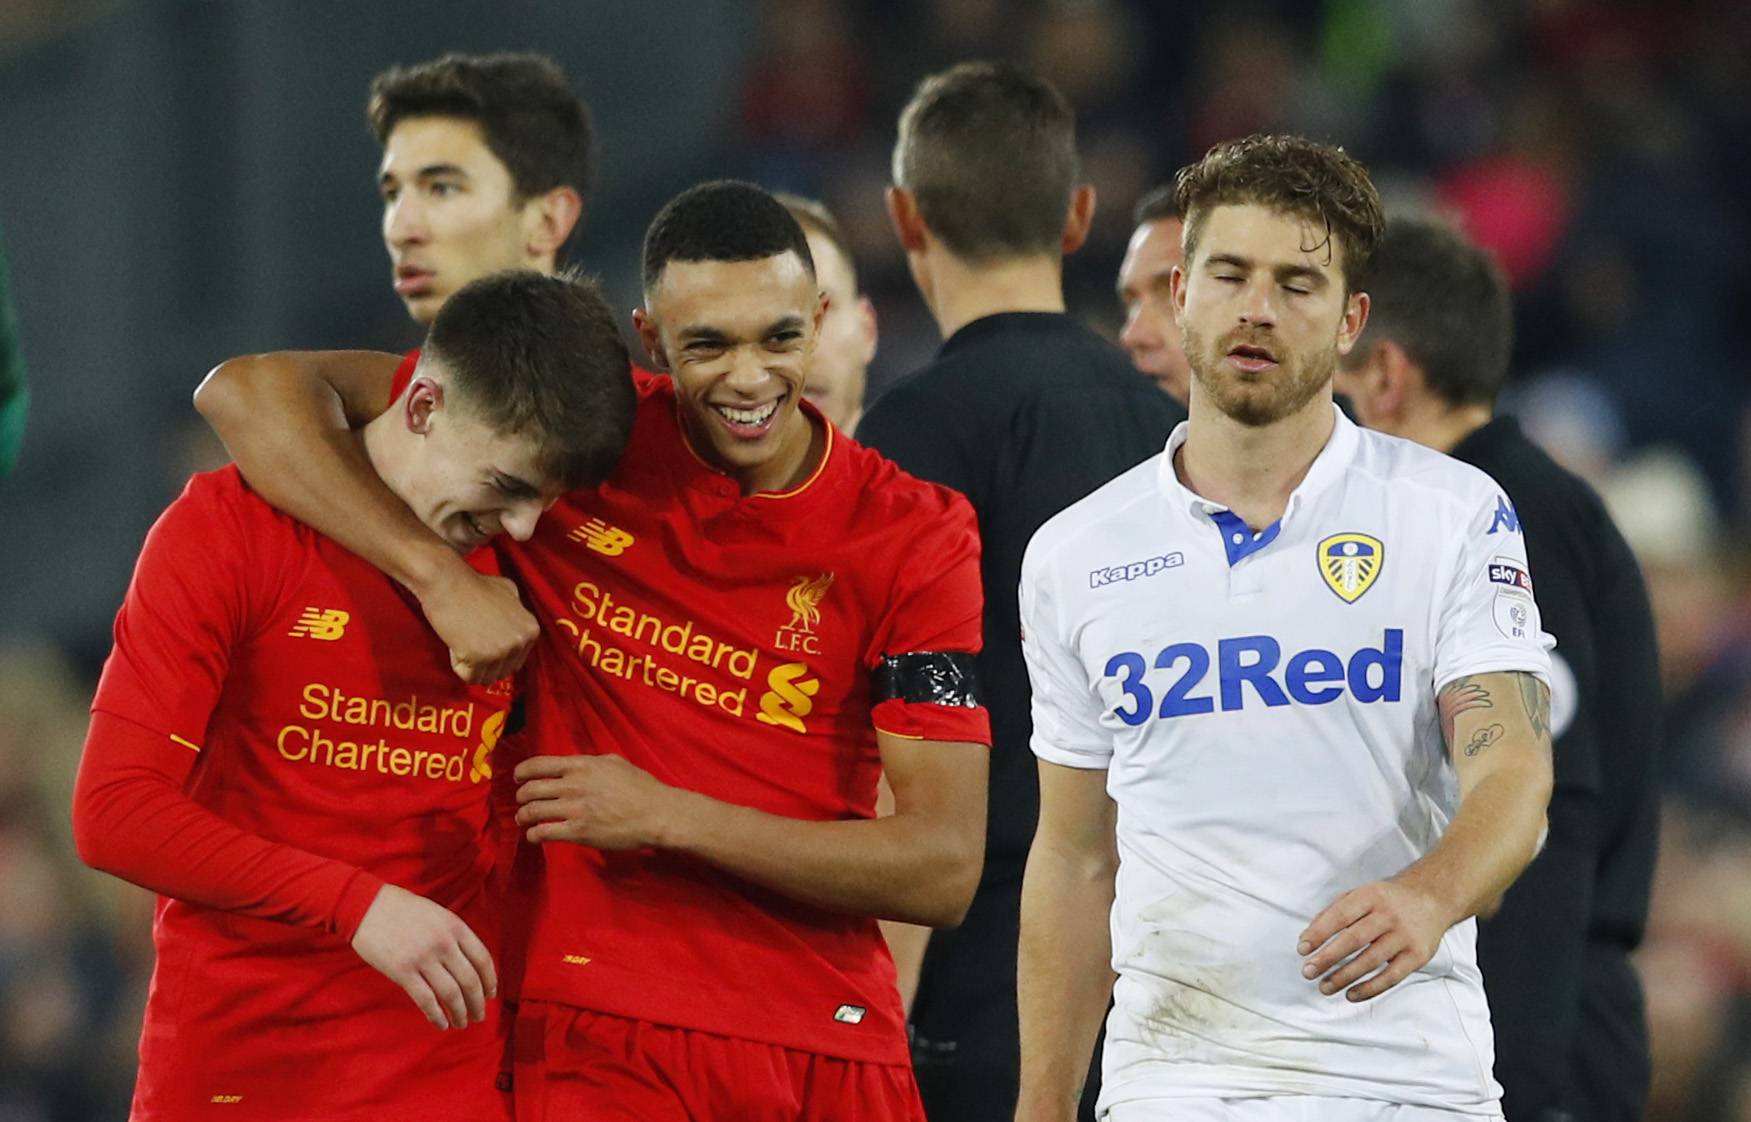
855, 295, 878, 363
524, 185, 584, 263
631, 307, 668, 371
813, 290, 829, 337
1374, 339, 1420, 421
403, 377, 443, 435
1336, 290, 1370, 356
885, 186, 928, 253
1169, 263, 1189, 326
1061, 184, 1097, 255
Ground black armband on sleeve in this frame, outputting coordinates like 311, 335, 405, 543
872, 652, 983, 709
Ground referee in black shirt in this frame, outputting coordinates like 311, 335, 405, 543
1334, 217, 1661, 1122
857, 62, 1184, 1122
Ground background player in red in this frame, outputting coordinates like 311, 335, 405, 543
73, 271, 635, 1122
193, 181, 991, 1120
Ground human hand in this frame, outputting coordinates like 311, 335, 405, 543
350, 884, 497, 1029
415, 564, 537, 685
514, 754, 685, 850
1297, 877, 1454, 1002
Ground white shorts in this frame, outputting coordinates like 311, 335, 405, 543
1104, 1097, 1504, 1122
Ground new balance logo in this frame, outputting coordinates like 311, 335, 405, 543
288, 608, 348, 641
569, 518, 635, 557
1089, 552, 1184, 588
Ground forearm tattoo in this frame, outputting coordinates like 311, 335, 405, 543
1438, 676, 1493, 750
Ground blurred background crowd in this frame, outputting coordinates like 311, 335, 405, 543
2, 0, 1748, 1117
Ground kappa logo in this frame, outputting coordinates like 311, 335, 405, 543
1318, 533, 1384, 604
1487, 495, 1521, 535
756, 661, 822, 733
288, 608, 349, 641
569, 518, 635, 557
1089, 552, 1184, 589
776, 573, 834, 655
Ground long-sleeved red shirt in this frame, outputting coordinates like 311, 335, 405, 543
76, 464, 515, 1122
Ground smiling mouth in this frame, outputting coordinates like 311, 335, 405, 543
710, 394, 784, 437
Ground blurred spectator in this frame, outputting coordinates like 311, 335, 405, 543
775, 193, 878, 431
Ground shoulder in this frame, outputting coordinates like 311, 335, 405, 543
1025, 453, 1165, 575
166, 465, 285, 538
1350, 427, 1507, 512
839, 435, 976, 531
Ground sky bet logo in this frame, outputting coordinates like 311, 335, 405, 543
1488, 560, 1533, 595
1089, 551, 1184, 589
1103, 629, 1403, 725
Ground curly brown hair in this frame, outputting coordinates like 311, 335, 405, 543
1173, 134, 1385, 295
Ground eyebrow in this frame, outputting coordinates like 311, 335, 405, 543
378, 162, 470, 188
1205, 253, 1329, 286
676, 315, 808, 343
492, 471, 541, 499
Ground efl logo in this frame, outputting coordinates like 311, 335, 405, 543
1089, 552, 1184, 589
569, 518, 635, 557
288, 608, 348, 641
832, 1004, 867, 1025
1488, 561, 1533, 595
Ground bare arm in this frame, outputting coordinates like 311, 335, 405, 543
875, 771, 932, 1014
193, 351, 536, 683
1015, 761, 1118, 1122
1300, 670, 1554, 1001
514, 731, 988, 927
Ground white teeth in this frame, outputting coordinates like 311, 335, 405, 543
716, 400, 778, 426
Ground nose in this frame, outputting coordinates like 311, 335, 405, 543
724, 345, 771, 393
1120, 303, 1163, 358
501, 499, 545, 543
1238, 278, 1276, 328
385, 193, 428, 248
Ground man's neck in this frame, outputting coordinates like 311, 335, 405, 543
725, 411, 826, 497
1176, 394, 1337, 530
360, 416, 398, 489
1408, 402, 1493, 455
920, 251, 1067, 341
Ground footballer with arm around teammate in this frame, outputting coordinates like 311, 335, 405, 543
1015, 135, 1553, 1122
1334, 216, 1661, 1122
191, 181, 988, 1120
197, 52, 594, 685
72, 273, 633, 1122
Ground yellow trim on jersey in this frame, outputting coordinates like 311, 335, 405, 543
169, 733, 203, 754
872, 725, 926, 741
755, 420, 835, 501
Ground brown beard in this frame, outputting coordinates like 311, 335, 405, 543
1184, 324, 1335, 427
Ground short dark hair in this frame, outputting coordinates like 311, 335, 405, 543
1174, 133, 1385, 295
1132, 184, 1180, 228
774, 193, 859, 291
641, 180, 815, 295
1349, 217, 1514, 408
368, 52, 593, 206
424, 270, 635, 489
893, 61, 1080, 262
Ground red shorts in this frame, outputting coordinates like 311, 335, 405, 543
511, 1000, 925, 1122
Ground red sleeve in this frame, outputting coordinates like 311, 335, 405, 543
75, 472, 384, 937
73, 712, 384, 937
866, 487, 992, 745
388, 348, 420, 405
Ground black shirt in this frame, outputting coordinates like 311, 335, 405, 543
1451, 415, 1661, 1121
857, 312, 1186, 871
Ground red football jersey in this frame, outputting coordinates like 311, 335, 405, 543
85, 467, 515, 1121
498, 372, 989, 1064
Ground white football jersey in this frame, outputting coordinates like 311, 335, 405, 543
1021, 407, 1551, 1114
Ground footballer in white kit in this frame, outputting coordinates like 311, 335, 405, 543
1013, 135, 1555, 1122
1021, 408, 1551, 1114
